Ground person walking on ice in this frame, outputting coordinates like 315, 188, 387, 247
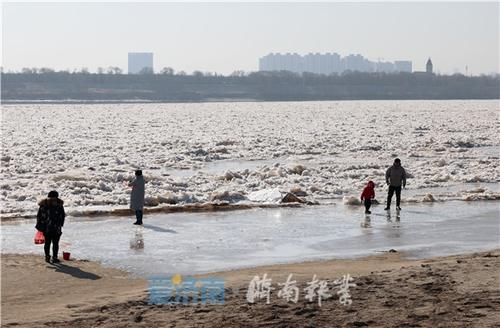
360, 180, 375, 214
129, 170, 145, 225
384, 158, 406, 211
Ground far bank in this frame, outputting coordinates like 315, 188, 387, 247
2, 71, 499, 103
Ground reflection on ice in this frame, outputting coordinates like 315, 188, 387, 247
2, 201, 498, 277
129, 229, 144, 251
385, 210, 401, 223
360, 215, 371, 228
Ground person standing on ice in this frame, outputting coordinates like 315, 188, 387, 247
384, 158, 406, 211
360, 180, 375, 214
129, 170, 145, 225
36, 190, 66, 263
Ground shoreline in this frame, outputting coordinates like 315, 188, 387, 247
3, 97, 500, 105
0, 202, 305, 222
2, 249, 499, 327
1, 197, 499, 222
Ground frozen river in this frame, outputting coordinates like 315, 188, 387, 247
2, 201, 498, 277
1, 100, 499, 218
1, 100, 498, 276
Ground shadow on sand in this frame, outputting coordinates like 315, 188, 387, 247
48, 263, 101, 280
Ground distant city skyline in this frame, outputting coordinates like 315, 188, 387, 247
2, 2, 499, 75
259, 52, 413, 75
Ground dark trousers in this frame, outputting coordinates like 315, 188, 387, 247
44, 231, 61, 258
364, 199, 372, 212
135, 210, 143, 224
387, 186, 402, 208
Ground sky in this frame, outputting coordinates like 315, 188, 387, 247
2, 1, 499, 75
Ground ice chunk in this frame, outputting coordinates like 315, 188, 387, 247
210, 190, 247, 203
435, 159, 447, 167
288, 164, 306, 175
343, 196, 361, 205
290, 186, 307, 197
431, 174, 450, 182
215, 140, 237, 146
157, 192, 178, 205
281, 192, 306, 204
309, 185, 322, 193
465, 187, 486, 194
144, 196, 160, 207
52, 174, 88, 182
247, 188, 282, 203
98, 181, 113, 192
221, 170, 242, 181
422, 194, 436, 202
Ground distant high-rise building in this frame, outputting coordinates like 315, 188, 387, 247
343, 54, 365, 72
394, 61, 412, 72
426, 58, 433, 74
258, 52, 411, 75
128, 52, 153, 74
376, 61, 396, 73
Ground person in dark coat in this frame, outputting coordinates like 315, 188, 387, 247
36, 190, 65, 263
129, 170, 145, 225
384, 158, 407, 211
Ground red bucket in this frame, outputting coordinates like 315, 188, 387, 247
62, 252, 71, 261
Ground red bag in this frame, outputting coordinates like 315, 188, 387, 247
34, 230, 45, 244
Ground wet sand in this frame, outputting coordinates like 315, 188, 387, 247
2, 250, 499, 327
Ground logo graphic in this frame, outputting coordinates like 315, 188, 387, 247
149, 275, 225, 305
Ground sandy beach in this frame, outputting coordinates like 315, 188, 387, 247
2, 249, 499, 327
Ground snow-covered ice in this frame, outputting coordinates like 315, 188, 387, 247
1, 100, 499, 218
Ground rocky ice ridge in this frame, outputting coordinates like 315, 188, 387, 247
1, 100, 499, 218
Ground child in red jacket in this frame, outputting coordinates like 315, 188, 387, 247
360, 181, 375, 214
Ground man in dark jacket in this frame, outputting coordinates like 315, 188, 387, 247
384, 158, 406, 211
36, 190, 65, 263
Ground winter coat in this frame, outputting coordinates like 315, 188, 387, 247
130, 176, 145, 210
36, 197, 65, 234
385, 165, 407, 187
361, 181, 375, 200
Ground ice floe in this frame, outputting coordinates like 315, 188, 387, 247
1, 100, 499, 218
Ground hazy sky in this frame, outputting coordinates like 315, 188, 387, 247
2, 2, 499, 75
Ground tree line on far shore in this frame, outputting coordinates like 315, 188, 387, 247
2, 68, 499, 102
